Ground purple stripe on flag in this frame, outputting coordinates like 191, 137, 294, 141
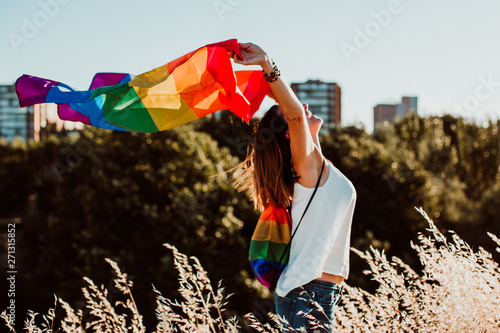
15, 75, 60, 107
58, 104, 91, 125
90, 73, 131, 89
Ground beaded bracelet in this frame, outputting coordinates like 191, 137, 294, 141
263, 60, 281, 83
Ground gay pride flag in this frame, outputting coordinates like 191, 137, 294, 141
15, 39, 270, 132
249, 205, 292, 289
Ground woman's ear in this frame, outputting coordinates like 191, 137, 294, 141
285, 130, 290, 141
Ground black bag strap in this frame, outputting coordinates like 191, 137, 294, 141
275, 159, 326, 268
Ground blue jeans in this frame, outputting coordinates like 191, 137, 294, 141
275, 280, 343, 332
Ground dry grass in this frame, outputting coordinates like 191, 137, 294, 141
2, 208, 500, 332
1, 244, 238, 333
333, 207, 500, 333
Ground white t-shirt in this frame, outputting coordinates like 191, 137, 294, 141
275, 161, 357, 297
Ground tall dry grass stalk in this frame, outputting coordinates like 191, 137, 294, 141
1, 244, 238, 333
154, 244, 238, 333
333, 207, 500, 333
2, 208, 499, 332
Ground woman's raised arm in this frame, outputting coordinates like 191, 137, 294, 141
231, 43, 324, 187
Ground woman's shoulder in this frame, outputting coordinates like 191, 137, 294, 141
295, 160, 354, 193
293, 155, 329, 188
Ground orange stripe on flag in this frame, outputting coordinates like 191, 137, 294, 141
259, 206, 291, 225
173, 47, 229, 118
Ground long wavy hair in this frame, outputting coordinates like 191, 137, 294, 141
233, 105, 296, 211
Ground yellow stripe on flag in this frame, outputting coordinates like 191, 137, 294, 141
132, 73, 198, 131
252, 219, 291, 244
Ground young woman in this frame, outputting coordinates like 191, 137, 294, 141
231, 43, 357, 332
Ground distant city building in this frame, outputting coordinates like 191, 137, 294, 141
0, 84, 79, 142
374, 104, 397, 125
291, 80, 341, 126
0, 85, 34, 141
398, 96, 418, 119
33, 103, 76, 141
374, 96, 418, 128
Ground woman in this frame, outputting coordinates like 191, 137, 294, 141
232, 43, 357, 332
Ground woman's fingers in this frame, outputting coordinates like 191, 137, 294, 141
233, 53, 243, 64
230, 42, 266, 65
239, 42, 254, 50
229, 49, 245, 64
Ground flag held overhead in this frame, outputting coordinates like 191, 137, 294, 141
15, 39, 271, 132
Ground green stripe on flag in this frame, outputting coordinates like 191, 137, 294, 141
91, 82, 159, 132
249, 240, 289, 262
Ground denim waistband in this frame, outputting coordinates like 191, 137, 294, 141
301, 279, 343, 292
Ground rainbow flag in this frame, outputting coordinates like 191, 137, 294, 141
249, 205, 292, 289
15, 39, 270, 132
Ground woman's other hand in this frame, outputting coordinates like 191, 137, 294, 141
230, 42, 269, 67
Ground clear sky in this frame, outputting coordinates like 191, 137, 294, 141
1, 0, 499, 132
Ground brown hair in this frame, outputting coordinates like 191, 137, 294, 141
233, 105, 296, 210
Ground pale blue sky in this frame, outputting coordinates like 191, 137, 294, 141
1, 0, 500, 132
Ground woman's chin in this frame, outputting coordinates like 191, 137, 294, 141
309, 125, 322, 137
314, 118, 324, 129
